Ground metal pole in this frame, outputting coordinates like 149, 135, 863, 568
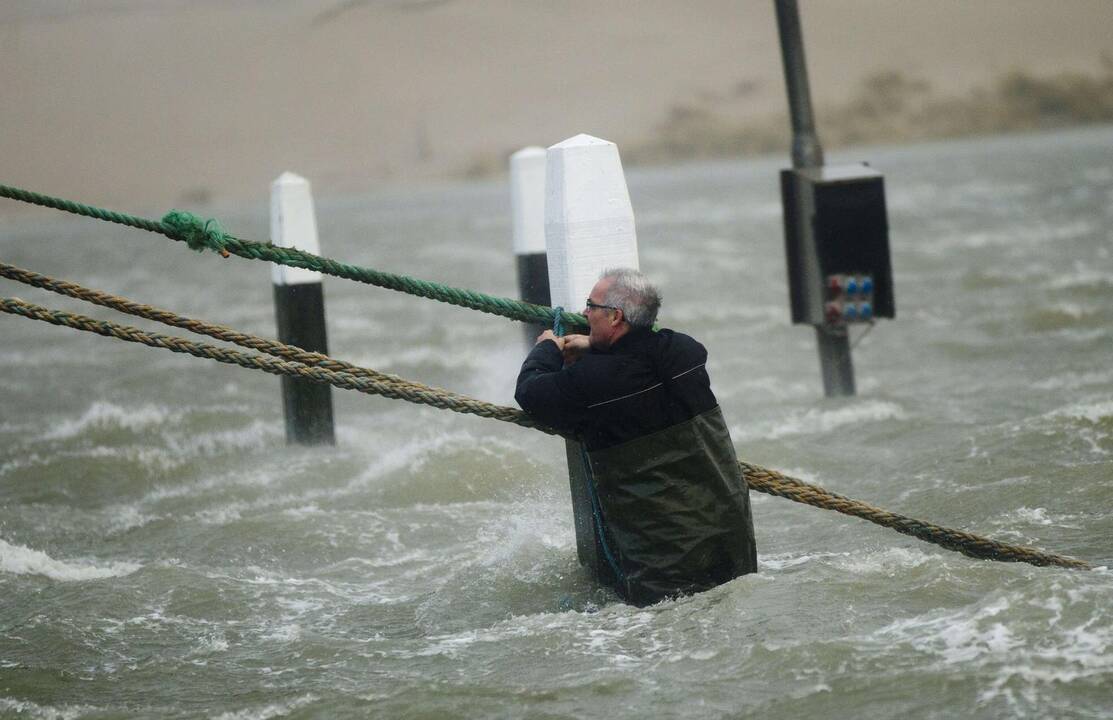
774, 0, 855, 397
774, 0, 824, 169
815, 325, 855, 397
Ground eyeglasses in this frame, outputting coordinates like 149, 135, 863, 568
585, 299, 620, 313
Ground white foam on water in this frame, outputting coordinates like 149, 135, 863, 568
977, 613, 1113, 710
0, 452, 45, 478
144, 473, 255, 504
261, 623, 302, 644
280, 504, 321, 519
0, 538, 140, 581
1044, 398, 1113, 424
1007, 507, 1053, 525
211, 694, 318, 720
163, 418, 277, 457
1049, 327, 1111, 344
872, 580, 1113, 714
465, 510, 573, 588
0, 698, 96, 720
104, 504, 163, 534
758, 551, 848, 571
731, 400, 906, 442
42, 401, 179, 440
993, 506, 1087, 532
191, 503, 247, 526
831, 547, 932, 575
877, 595, 1017, 664
1045, 264, 1113, 290
191, 631, 230, 655
576, 610, 658, 662
1035, 301, 1096, 320
340, 429, 482, 495
1032, 369, 1113, 391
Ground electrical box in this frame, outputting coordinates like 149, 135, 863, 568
780, 164, 894, 326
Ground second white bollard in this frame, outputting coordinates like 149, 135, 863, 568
271, 172, 335, 446
510, 146, 551, 347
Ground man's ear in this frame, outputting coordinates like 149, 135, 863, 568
611, 309, 624, 326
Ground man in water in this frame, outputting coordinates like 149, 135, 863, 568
515, 268, 757, 605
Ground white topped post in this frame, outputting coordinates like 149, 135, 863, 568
509, 146, 551, 347
545, 133, 640, 311
271, 172, 335, 446
543, 134, 640, 577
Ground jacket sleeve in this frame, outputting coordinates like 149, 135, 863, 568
514, 340, 589, 436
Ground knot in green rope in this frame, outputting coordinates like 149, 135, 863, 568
161, 210, 230, 255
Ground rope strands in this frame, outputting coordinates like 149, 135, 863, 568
0, 290, 1092, 572
740, 462, 1093, 570
0, 296, 549, 432
0, 262, 442, 396
0, 183, 588, 331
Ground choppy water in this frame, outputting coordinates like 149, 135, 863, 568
2, 126, 1112, 719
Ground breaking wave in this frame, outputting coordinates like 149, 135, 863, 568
0, 538, 140, 581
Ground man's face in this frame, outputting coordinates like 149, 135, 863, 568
585, 278, 621, 350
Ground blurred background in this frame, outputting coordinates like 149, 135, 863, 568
2, 0, 1112, 210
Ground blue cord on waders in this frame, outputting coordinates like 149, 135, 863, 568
555, 305, 624, 590
580, 444, 626, 590
552, 306, 565, 337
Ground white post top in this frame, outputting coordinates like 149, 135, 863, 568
509, 146, 547, 255
270, 172, 323, 286
544, 134, 639, 310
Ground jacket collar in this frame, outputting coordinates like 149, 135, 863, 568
598, 327, 654, 355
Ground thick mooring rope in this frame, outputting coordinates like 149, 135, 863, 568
0, 262, 452, 396
0, 296, 546, 431
739, 463, 1092, 569
0, 183, 588, 331
0, 291, 1092, 571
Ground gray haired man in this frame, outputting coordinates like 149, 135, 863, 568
516, 268, 758, 605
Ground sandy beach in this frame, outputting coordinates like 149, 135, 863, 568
2, 0, 1112, 210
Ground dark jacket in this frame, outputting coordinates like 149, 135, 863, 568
516, 328, 758, 605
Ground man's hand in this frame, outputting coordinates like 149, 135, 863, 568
561, 334, 590, 364
535, 329, 564, 350
535, 331, 590, 365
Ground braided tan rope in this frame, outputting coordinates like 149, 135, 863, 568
0, 296, 547, 432
0, 289, 1093, 571
740, 462, 1092, 569
0, 261, 444, 396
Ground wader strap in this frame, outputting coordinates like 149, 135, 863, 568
579, 444, 626, 588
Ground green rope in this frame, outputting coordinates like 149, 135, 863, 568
161, 210, 230, 255
0, 183, 588, 331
